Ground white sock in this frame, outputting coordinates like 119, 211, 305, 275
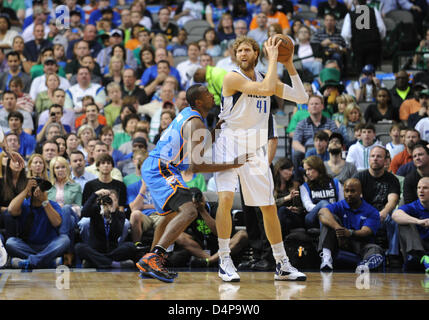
218, 238, 231, 259
271, 242, 287, 264
323, 248, 332, 258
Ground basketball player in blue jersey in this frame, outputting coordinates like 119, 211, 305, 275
214, 36, 309, 282
136, 84, 248, 283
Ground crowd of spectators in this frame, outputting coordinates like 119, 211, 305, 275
0, 0, 428, 273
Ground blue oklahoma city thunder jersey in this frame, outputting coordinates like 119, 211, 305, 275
149, 107, 204, 171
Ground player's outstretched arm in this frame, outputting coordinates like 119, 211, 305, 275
184, 118, 247, 173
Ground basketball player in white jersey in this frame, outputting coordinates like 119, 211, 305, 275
214, 36, 309, 282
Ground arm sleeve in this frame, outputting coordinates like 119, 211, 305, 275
281, 74, 309, 104
340, 14, 352, 46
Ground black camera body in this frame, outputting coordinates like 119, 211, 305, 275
32, 177, 52, 193
97, 194, 113, 206
190, 187, 203, 203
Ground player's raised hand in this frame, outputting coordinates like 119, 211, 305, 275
264, 36, 281, 62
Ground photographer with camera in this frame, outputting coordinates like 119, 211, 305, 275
5, 177, 70, 270
74, 188, 136, 269
169, 188, 248, 268
36, 104, 70, 144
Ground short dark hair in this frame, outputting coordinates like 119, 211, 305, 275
122, 113, 140, 130
361, 123, 376, 133
70, 150, 85, 158
2, 90, 16, 99
8, 110, 23, 123
42, 139, 59, 151
6, 51, 20, 60
186, 84, 205, 107
314, 130, 329, 142
96, 153, 114, 167
157, 59, 170, 68
412, 142, 429, 155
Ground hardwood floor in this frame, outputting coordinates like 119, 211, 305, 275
0, 269, 428, 300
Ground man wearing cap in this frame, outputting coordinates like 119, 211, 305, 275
29, 56, 71, 101
400, 84, 429, 125
96, 28, 137, 73
352, 64, 383, 103
319, 68, 345, 116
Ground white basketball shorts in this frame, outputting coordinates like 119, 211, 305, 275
213, 135, 275, 207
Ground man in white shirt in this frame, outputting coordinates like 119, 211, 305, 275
216, 41, 238, 72
70, 150, 98, 191
176, 43, 201, 90
66, 66, 106, 113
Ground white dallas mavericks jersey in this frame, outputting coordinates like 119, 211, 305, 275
218, 68, 270, 154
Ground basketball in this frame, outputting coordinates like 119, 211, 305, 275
274, 34, 294, 63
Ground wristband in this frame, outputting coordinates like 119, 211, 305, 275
139, 192, 145, 198
42, 200, 49, 207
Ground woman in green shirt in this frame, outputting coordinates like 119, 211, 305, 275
112, 113, 140, 150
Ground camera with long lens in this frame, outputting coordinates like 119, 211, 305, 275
97, 194, 113, 206
32, 177, 52, 194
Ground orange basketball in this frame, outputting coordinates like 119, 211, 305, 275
274, 34, 294, 63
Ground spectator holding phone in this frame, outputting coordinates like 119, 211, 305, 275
349, 64, 383, 103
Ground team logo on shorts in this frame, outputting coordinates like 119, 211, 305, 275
165, 176, 177, 185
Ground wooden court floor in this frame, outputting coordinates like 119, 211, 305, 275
0, 269, 428, 300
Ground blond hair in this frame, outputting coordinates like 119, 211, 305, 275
27, 153, 49, 180
343, 102, 364, 126
336, 93, 355, 105
49, 156, 72, 185
233, 36, 260, 67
